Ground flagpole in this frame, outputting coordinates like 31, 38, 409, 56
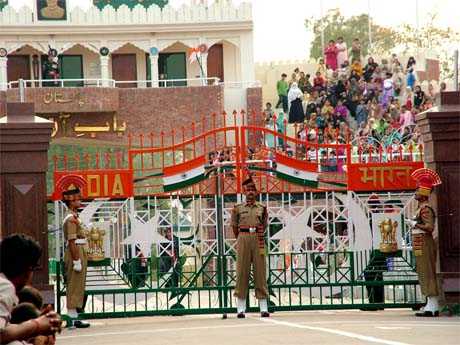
368, 0, 372, 54
320, 0, 325, 55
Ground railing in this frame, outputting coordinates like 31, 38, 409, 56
219, 80, 262, 88
7, 77, 221, 89
50, 109, 424, 173
114, 77, 220, 88
55, 250, 423, 318
8, 79, 116, 88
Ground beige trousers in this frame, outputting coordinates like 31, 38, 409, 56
415, 235, 439, 297
234, 233, 268, 299
64, 245, 88, 309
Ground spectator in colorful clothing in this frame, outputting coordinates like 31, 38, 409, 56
313, 71, 326, 92
406, 68, 416, 90
275, 73, 289, 112
336, 37, 348, 68
363, 57, 378, 82
356, 98, 369, 126
381, 72, 394, 108
398, 105, 414, 131
413, 85, 426, 109
406, 56, 416, 70
334, 99, 349, 121
324, 40, 338, 71
350, 38, 361, 62
350, 58, 363, 78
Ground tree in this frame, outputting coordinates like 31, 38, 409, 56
0, 0, 7, 11
305, 9, 396, 60
391, 13, 460, 80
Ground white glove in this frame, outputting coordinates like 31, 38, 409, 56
73, 259, 82, 272
405, 219, 417, 228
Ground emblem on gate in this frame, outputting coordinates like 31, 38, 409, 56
378, 219, 398, 253
181, 173, 188, 180
85, 226, 106, 261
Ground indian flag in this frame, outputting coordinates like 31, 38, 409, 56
163, 156, 207, 192
275, 152, 319, 188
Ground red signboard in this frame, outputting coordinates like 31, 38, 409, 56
347, 161, 424, 191
53, 170, 133, 200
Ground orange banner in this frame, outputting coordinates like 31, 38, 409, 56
347, 162, 424, 191
53, 170, 133, 200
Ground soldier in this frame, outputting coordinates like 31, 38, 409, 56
62, 187, 90, 328
231, 177, 269, 318
407, 168, 442, 317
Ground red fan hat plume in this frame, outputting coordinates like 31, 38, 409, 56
411, 168, 442, 196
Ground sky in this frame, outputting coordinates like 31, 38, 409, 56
8, 0, 460, 62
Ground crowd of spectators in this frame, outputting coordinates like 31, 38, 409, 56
270, 38, 444, 168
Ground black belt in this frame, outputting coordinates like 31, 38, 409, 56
239, 227, 257, 233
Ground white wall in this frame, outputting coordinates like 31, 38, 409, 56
239, 31, 255, 82
222, 41, 240, 82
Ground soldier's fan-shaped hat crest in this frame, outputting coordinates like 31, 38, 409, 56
411, 168, 441, 196
62, 185, 82, 201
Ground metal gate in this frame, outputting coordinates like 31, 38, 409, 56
54, 191, 423, 318
53, 115, 425, 318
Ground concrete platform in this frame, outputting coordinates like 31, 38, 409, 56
58, 309, 460, 345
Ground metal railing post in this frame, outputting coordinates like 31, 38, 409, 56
19, 79, 25, 102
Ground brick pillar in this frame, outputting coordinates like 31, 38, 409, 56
246, 87, 263, 148
0, 90, 5, 116
416, 91, 460, 305
0, 102, 54, 303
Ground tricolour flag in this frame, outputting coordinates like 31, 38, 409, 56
163, 155, 207, 192
275, 152, 319, 188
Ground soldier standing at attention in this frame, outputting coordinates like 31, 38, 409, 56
408, 168, 442, 317
231, 177, 269, 318
62, 187, 90, 328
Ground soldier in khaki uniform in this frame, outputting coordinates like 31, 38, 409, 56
62, 188, 90, 328
231, 178, 269, 318
407, 168, 442, 317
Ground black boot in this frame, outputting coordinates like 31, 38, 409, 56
415, 311, 439, 317
72, 320, 91, 328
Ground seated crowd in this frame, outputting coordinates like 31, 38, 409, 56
271, 38, 443, 168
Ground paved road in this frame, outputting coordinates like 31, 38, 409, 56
57, 309, 460, 345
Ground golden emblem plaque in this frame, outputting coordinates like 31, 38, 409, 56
378, 219, 398, 253
85, 226, 106, 261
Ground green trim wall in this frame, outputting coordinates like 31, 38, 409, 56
93, 0, 168, 10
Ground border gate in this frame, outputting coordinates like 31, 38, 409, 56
51, 113, 425, 318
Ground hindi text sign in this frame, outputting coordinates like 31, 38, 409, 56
348, 162, 423, 191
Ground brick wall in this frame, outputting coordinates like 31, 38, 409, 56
426, 59, 440, 81
6, 88, 119, 113
118, 85, 224, 146
416, 59, 440, 82
4, 86, 224, 144
0, 91, 6, 117
246, 87, 264, 147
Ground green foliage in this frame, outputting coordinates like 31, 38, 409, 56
305, 8, 396, 60
391, 13, 460, 80
0, 0, 7, 11
93, 0, 168, 10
